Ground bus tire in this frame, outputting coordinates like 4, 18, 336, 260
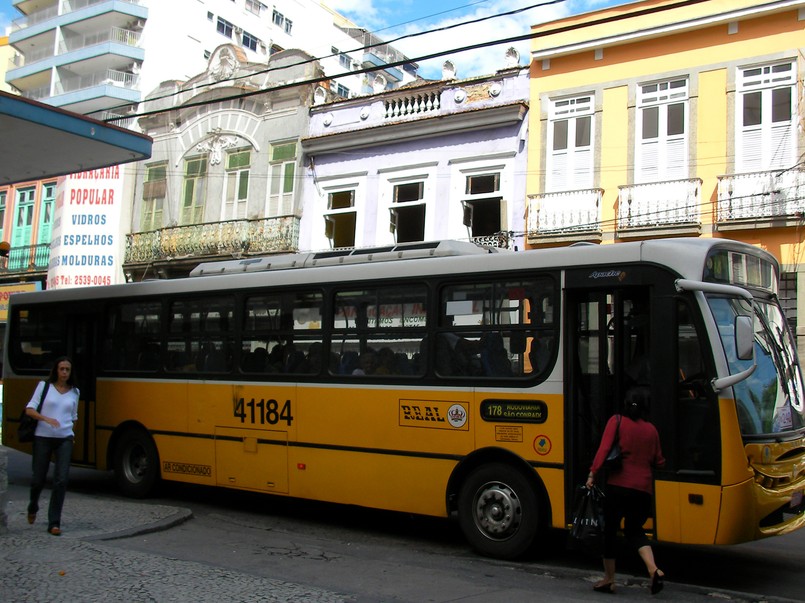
113, 429, 160, 498
458, 463, 541, 559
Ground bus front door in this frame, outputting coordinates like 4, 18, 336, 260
565, 286, 651, 513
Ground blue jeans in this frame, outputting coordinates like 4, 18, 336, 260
28, 436, 73, 530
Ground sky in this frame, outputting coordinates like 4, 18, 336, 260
0, 0, 627, 80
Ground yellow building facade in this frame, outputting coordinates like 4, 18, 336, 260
527, 0, 805, 345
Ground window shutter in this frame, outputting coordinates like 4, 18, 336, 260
143, 179, 166, 200
573, 147, 593, 188
638, 140, 659, 183
666, 137, 686, 180
548, 151, 568, 191
739, 128, 763, 172
769, 122, 793, 170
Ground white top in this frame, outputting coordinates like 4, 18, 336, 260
26, 381, 79, 439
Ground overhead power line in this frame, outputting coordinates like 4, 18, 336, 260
96, 0, 707, 121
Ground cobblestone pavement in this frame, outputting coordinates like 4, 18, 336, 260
0, 486, 349, 603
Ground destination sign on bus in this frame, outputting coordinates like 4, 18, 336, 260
480, 399, 547, 423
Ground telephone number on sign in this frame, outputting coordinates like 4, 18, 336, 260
74, 274, 112, 286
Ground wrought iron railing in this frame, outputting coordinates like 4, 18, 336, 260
617, 178, 701, 229
717, 169, 805, 222
125, 216, 300, 264
471, 232, 512, 249
527, 189, 603, 236
5, 243, 50, 272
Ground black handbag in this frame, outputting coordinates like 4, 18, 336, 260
603, 415, 622, 471
17, 381, 49, 443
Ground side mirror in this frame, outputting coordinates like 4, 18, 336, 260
735, 315, 754, 361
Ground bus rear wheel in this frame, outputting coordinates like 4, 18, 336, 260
458, 463, 541, 559
113, 429, 160, 498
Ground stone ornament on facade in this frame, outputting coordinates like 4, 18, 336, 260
209, 46, 240, 82
196, 128, 239, 165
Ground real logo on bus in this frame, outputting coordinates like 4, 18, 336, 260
399, 400, 468, 430
234, 397, 294, 426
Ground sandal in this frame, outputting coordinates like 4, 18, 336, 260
650, 570, 664, 595
48, 526, 62, 536
593, 581, 615, 594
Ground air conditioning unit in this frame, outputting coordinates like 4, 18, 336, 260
234, 27, 243, 34
132, 19, 145, 30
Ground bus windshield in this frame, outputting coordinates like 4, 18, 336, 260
708, 296, 805, 437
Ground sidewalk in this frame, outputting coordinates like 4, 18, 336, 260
0, 482, 348, 602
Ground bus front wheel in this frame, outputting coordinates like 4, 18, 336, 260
113, 429, 160, 498
458, 463, 541, 559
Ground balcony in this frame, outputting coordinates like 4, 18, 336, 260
362, 51, 403, 82
617, 178, 701, 236
527, 188, 603, 241
11, 0, 144, 33
717, 169, 805, 228
125, 216, 300, 264
2, 243, 50, 274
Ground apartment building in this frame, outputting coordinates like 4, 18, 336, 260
526, 0, 804, 346
4, 0, 416, 120
0, 0, 417, 286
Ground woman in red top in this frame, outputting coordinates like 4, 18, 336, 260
586, 386, 666, 595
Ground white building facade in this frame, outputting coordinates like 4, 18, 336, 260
300, 59, 530, 253
5, 0, 417, 122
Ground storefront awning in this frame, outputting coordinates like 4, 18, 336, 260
0, 91, 151, 185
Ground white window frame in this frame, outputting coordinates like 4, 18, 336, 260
217, 17, 233, 38
460, 167, 504, 239
324, 188, 357, 249
245, 0, 265, 16
242, 31, 259, 52
223, 149, 250, 221
736, 60, 797, 172
635, 78, 688, 183
315, 176, 366, 250
378, 168, 433, 245
546, 95, 594, 192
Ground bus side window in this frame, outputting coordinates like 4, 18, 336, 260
676, 300, 718, 473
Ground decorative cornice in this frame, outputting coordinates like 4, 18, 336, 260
531, 0, 805, 61
302, 103, 527, 154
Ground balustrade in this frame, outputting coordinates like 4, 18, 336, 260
527, 189, 602, 236
384, 91, 440, 119
717, 169, 805, 222
126, 216, 300, 264
618, 178, 701, 229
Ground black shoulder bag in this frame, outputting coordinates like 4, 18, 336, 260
17, 381, 50, 443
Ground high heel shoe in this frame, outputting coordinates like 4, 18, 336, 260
593, 582, 615, 594
650, 570, 664, 595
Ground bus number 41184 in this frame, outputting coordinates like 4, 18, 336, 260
234, 398, 294, 426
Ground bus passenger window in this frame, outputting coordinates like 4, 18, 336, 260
332, 285, 428, 378
102, 301, 161, 372
438, 277, 557, 380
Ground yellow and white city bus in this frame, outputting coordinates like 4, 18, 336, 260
3, 238, 804, 558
